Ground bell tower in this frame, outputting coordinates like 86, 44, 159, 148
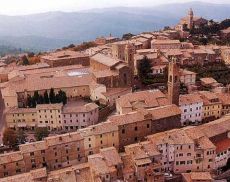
125, 43, 136, 75
188, 8, 194, 30
168, 57, 180, 106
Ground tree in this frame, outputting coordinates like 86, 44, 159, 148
33, 91, 40, 104
22, 55, 29, 65
27, 94, 33, 108
37, 94, 44, 104
49, 88, 56, 103
3, 128, 18, 148
31, 96, 36, 108
122, 33, 134, 40
62, 91, 67, 105
17, 130, 27, 144
56, 90, 67, 105
199, 37, 208, 45
35, 127, 49, 141
44, 90, 50, 104
137, 56, 152, 82
27, 52, 35, 57
67, 44, 75, 48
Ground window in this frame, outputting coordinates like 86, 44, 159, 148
134, 126, 138, 131
30, 152, 34, 156
122, 129, 125, 134
147, 124, 150, 128
16, 169, 21, 173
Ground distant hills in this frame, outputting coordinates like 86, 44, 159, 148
0, 1, 229, 52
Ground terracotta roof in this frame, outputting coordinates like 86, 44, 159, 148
214, 138, 230, 153
200, 77, 217, 85
36, 104, 63, 110
148, 129, 194, 145
196, 136, 216, 150
198, 91, 220, 105
91, 53, 121, 67
100, 147, 122, 167
197, 115, 230, 138
109, 105, 181, 126
19, 141, 47, 153
116, 90, 169, 109
45, 132, 83, 146
48, 163, 91, 182
180, 69, 196, 76
63, 102, 98, 114
151, 39, 180, 44
216, 93, 230, 105
6, 107, 37, 114
121, 153, 135, 174
79, 122, 118, 137
5, 74, 93, 93
0, 168, 47, 182
179, 93, 203, 106
182, 172, 212, 182
41, 50, 88, 61
88, 154, 116, 175
102, 87, 131, 97
92, 69, 118, 78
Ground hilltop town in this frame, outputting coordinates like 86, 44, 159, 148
0, 9, 230, 182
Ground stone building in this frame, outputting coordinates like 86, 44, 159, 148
6, 102, 99, 132
90, 53, 132, 88
198, 91, 222, 122
151, 39, 181, 49
179, 94, 203, 126
109, 105, 181, 151
40, 50, 90, 67
62, 102, 99, 131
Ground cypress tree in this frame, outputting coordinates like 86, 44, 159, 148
44, 90, 49, 104
49, 88, 56, 103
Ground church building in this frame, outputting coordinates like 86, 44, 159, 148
175, 8, 208, 31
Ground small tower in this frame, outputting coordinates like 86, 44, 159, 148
124, 43, 136, 75
168, 57, 180, 106
188, 8, 194, 30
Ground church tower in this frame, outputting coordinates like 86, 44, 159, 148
188, 8, 194, 30
125, 43, 136, 75
168, 57, 180, 106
